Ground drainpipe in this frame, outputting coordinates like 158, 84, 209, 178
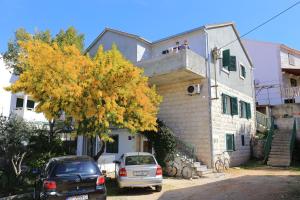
204, 29, 214, 168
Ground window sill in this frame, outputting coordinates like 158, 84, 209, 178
222, 68, 230, 75
239, 75, 245, 80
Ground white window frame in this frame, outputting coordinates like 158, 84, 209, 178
288, 53, 295, 66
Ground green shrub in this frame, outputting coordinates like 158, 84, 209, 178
142, 120, 176, 167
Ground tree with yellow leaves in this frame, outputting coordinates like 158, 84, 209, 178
6, 38, 162, 159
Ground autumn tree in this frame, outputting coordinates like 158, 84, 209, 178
3, 27, 84, 141
6, 39, 162, 160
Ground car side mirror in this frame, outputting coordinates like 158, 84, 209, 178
113, 160, 121, 165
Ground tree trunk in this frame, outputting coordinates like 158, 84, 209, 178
93, 140, 105, 161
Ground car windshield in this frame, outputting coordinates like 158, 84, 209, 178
125, 155, 156, 165
54, 160, 99, 176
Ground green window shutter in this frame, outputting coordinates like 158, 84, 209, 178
229, 56, 237, 71
226, 134, 235, 151
222, 94, 227, 114
246, 103, 252, 119
222, 49, 230, 67
230, 97, 238, 115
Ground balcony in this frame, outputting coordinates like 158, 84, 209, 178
136, 49, 206, 85
282, 86, 300, 98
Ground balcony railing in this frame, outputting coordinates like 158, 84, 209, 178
136, 49, 206, 85
282, 86, 300, 98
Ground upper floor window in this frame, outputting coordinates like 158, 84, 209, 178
222, 49, 236, 72
290, 78, 297, 87
26, 100, 35, 110
222, 94, 238, 116
16, 98, 24, 109
288, 53, 295, 66
240, 64, 246, 79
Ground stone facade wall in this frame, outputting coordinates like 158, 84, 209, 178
157, 78, 212, 166
211, 82, 256, 166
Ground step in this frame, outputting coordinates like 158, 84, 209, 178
267, 162, 290, 167
269, 153, 290, 157
193, 162, 202, 168
195, 165, 208, 172
269, 154, 291, 160
197, 169, 213, 177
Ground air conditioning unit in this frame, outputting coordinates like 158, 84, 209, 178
187, 84, 202, 95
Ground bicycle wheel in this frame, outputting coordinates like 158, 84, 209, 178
223, 158, 230, 171
166, 165, 178, 177
215, 160, 224, 173
181, 166, 193, 179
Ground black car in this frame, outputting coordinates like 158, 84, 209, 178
34, 155, 106, 200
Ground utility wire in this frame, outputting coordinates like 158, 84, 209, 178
219, 1, 300, 50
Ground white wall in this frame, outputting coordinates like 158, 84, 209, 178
280, 48, 300, 69
0, 57, 12, 117
88, 31, 151, 62
243, 39, 282, 105
151, 30, 206, 59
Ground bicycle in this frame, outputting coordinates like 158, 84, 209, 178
166, 157, 181, 177
214, 151, 230, 173
180, 155, 196, 179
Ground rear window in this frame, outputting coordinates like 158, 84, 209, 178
53, 160, 99, 176
125, 155, 156, 165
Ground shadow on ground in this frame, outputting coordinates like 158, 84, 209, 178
158, 175, 300, 200
105, 178, 158, 197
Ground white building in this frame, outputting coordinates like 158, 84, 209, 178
0, 55, 47, 122
78, 22, 256, 169
243, 39, 300, 106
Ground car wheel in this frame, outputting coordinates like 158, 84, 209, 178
155, 185, 162, 192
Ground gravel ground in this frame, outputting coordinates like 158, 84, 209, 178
107, 167, 300, 200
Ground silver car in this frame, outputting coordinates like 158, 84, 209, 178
114, 152, 163, 192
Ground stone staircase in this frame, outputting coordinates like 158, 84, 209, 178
193, 161, 213, 176
267, 129, 291, 167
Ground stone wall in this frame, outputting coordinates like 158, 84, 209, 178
157, 78, 212, 167
211, 82, 256, 166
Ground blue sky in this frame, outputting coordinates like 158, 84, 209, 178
1, 0, 300, 53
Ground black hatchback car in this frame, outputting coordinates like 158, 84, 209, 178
34, 155, 106, 200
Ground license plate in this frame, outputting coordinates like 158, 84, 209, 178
66, 195, 88, 200
134, 171, 148, 176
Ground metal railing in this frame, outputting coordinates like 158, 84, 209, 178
264, 118, 274, 164
290, 119, 297, 158
256, 111, 272, 129
174, 136, 198, 162
282, 86, 300, 98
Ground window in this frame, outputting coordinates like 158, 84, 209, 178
125, 155, 156, 166
222, 49, 237, 71
288, 53, 295, 66
26, 100, 35, 110
240, 101, 251, 119
240, 64, 246, 79
106, 135, 119, 153
241, 135, 245, 146
290, 78, 297, 87
222, 94, 238, 115
284, 98, 295, 104
53, 160, 99, 176
226, 134, 235, 151
16, 98, 24, 108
